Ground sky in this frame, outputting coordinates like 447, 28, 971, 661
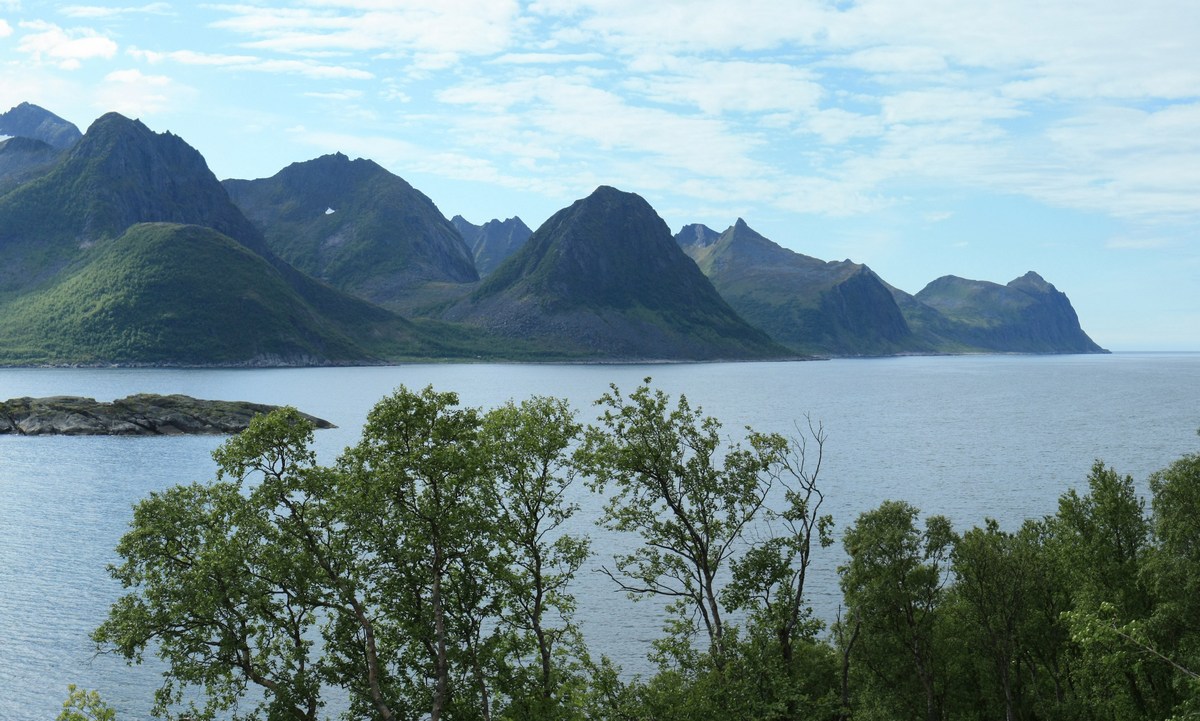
1, 1, 1197, 351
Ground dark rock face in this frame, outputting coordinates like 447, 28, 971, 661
65, 113, 267, 250
677, 220, 920, 356
453, 215, 532, 277
224, 153, 477, 310
0, 102, 82, 150
913, 272, 1106, 353
449, 186, 786, 360
0, 394, 334, 435
0, 110, 270, 297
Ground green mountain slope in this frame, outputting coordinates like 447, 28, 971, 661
449, 186, 788, 360
0, 112, 271, 296
677, 220, 922, 356
224, 153, 477, 312
909, 272, 1106, 353
0, 223, 414, 364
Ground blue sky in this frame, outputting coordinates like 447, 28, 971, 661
1, 1, 1197, 350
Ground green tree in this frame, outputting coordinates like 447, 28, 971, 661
839, 500, 954, 721
95, 408, 329, 721
723, 420, 838, 720
1054, 461, 1166, 720
96, 390, 598, 721
574, 380, 782, 668
481, 395, 593, 719
58, 686, 116, 721
947, 518, 1075, 721
337, 385, 498, 721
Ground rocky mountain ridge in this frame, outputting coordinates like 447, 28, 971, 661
0, 102, 1106, 364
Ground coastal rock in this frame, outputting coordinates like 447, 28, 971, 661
0, 394, 334, 436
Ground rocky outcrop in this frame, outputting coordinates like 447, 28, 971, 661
452, 215, 533, 276
0, 394, 334, 435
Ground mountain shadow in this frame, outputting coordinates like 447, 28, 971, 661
0, 102, 82, 150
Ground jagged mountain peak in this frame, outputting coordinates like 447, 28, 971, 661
454, 215, 532, 277
455, 185, 783, 359
54, 112, 264, 249
675, 223, 721, 249
1008, 270, 1053, 294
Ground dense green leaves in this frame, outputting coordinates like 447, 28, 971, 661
95, 389, 1200, 721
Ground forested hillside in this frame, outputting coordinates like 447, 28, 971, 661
87, 382, 1200, 721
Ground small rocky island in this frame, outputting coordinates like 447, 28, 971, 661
0, 394, 335, 436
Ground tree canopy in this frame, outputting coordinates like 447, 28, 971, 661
93, 389, 1200, 721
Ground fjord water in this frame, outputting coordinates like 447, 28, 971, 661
2, 354, 1198, 720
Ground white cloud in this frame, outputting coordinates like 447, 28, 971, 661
881, 89, 1024, 126
17, 20, 118, 68
1105, 236, 1175, 251
625, 59, 823, 117
210, 1, 522, 62
95, 67, 183, 115
806, 108, 884, 145
492, 52, 606, 65
130, 47, 373, 79
60, 3, 171, 19
0, 19, 12, 38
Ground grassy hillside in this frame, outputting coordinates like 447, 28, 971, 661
0, 223, 414, 365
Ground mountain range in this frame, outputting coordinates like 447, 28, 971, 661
0, 103, 1106, 365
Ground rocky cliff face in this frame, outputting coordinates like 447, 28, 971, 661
0, 136, 63, 194
452, 215, 532, 276
677, 219, 920, 356
449, 186, 786, 360
912, 272, 1106, 353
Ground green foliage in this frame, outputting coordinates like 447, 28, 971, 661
92, 387, 1200, 721
576, 379, 779, 664
58, 686, 116, 721
839, 501, 954, 721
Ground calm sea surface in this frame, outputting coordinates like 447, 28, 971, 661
2, 354, 1198, 720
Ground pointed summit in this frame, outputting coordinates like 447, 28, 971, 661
677, 219, 919, 356
449, 186, 785, 360
0, 112, 268, 292
60, 112, 265, 248
452, 215, 532, 276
